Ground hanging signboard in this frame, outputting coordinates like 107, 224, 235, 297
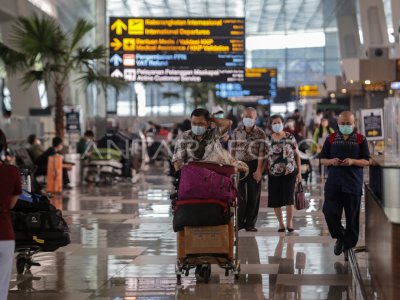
109, 17, 245, 83
216, 68, 277, 100
65, 110, 81, 134
361, 108, 384, 141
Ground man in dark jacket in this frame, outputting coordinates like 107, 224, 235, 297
319, 111, 370, 259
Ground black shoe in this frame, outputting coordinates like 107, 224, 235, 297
278, 227, 286, 232
334, 239, 343, 256
344, 249, 349, 261
63, 185, 72, 191
287, 228, 294, 232
245, 227, 258, 232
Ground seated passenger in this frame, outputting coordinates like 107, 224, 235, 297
172, 108, 232, 171
77, 130, 95, 157
35, 137, 72, 189
27, 134, 44, 161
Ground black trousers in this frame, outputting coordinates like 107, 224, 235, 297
238, 160, 261, 228
323, 192, 361, 250
63, 169, 70, 186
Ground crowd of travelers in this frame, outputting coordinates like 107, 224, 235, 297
0, 104, 370, 299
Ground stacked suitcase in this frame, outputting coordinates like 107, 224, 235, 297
173, 161, 241, 284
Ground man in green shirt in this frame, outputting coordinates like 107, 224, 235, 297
27, 134, 44, 162
77, 130, 95, 157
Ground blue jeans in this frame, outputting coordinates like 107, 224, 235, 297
0, 240, 15, 300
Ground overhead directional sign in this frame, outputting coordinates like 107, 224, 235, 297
109, 17, 245, 83
299, 85, 320, 97
216, 68, 277, 102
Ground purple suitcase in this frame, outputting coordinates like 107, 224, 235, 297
178, 165, 236, 202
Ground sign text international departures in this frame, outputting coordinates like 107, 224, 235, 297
109, 17, 245, 83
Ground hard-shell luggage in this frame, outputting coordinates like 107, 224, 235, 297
178, 165, 236, 202
173, 199, 230, 232
47, 155, 63, 193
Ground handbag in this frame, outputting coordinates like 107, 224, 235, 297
295, 183, 308, 210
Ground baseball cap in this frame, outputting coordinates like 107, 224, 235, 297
212, 105, 224, 115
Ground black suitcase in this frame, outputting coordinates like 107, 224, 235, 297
173, 202, 230, 232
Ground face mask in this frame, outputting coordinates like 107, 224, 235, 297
214, 113, 224, 119
243, 118, 254, 128
339, 125, 353, 135
272, 123, 284, 133
0, 150, 4, 160
191, 126, 206, 136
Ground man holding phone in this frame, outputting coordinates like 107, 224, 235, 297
319, 111, 370, 259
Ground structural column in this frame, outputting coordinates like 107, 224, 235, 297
335, 0, 361, 59
358, 0, 389, 49
392, 0, 400, 57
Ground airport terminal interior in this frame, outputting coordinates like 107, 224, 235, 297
0, 0, 400, 299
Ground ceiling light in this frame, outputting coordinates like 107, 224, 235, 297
341, 89, 347, 94
364, 80, 371, 85
329, 93, 336, 98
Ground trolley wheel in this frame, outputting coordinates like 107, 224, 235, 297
176, 274, 182, 285
16, 256, 26, 274
225, 269, 229, 277
202, 265, 211, 284
234, 273, 240, 281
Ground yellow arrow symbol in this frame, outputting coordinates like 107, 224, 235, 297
369, 130, 379, 136
111, 19, 127, 35
110, 38, 122, 51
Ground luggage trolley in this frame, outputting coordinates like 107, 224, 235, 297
175, 161, 241, 285
13, 172, 71, 274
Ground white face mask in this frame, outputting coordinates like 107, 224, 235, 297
272, 123, 284, 133
243, 117, 255, 128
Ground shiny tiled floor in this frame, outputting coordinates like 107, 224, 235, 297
9, 163, 362, 299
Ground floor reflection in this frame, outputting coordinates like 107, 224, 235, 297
9, 165, 358, 299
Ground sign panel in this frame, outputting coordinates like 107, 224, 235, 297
109, 17, 245, 83
216, 68, 277, 101
274, 87, 296, 104
65, 111, 81, 134
361, 108, 384, 141
299, 85, 319, 97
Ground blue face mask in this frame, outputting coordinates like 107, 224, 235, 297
243, 117, 255, 128
339, 125, 353, 135
191, 126, 206, 136
214, 113, 224, 119
272, 123, 284, 133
